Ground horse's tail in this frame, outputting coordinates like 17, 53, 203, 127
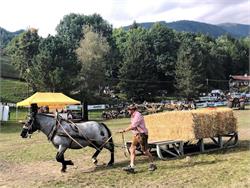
100, 123, 114, 152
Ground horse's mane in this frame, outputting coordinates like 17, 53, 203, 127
36, 113, 76, 125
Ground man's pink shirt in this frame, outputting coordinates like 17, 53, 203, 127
131, 111, 148, 135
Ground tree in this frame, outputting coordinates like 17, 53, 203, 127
6, 28, 40, 91
195, 34, 227, 90
215, 35, 249, 79
76, 26, 110, 102
35, 35, 80, 93
119, 28, 158, 102
175, 38, 204, 98
130, 21, 139, 30
149, 23, 179, 94
56, 13, 112, 48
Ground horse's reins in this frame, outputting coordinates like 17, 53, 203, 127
121, 132, 128, 157
56, 118, 128, 157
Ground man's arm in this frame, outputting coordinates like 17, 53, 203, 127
119, 124, 133, 133
119, 113, 142, 133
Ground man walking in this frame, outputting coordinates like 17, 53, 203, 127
119, 104, 157, 173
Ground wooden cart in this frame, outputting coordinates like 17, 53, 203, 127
126, 132, 238, 160
126, 108, 238, 160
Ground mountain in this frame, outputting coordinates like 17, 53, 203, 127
166, 20, 227, 38
0, 27, 24, 49
218, 23, 250, 38
123, 20, 250, 38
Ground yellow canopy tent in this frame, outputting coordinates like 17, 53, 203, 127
16, 92, 80, 108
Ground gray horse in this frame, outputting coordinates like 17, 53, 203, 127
20, 104, 114, 172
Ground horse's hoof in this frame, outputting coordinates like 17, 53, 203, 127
68, 160, 74, 165
106, 163, 113, 167
92, 158, 98, 165
61, 169, 66, 173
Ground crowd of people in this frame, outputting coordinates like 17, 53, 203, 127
38, 106, 73, 120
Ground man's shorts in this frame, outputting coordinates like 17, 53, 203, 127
131, 133, 148, 152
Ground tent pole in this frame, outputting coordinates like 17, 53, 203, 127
16, 106, 18, 121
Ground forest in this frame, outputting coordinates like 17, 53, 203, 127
5, 13, 250, 103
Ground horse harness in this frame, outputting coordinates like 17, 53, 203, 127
31, 113, 126, 156
47, 115, 113, 152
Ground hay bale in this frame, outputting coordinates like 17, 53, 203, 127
144, 108, 237, 142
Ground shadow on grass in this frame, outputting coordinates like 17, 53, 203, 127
81, 139, 250, 173
79, 156, 159, 174
210, 140, 250, 155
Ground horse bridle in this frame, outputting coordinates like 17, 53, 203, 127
21, 116, 36, 138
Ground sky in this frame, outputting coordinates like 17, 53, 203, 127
0, 0, 249, 37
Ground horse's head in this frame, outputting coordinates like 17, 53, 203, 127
20, 114, 39, 138
20, 103, 39, 138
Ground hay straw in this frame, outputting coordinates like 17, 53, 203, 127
144, 108, 237, 142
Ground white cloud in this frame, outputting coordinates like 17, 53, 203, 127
0, 0, 249, 37
199, 1, 250, 24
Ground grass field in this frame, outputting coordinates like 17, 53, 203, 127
0, 78, 31, 103
0, 55, 30, 103
0, 55, 20, 79
0, 108, 249, 188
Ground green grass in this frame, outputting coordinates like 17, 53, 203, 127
0, 109, 249, 187
0, 55, 20, 79
234, 109, 250, 128
0, 78, 32, 103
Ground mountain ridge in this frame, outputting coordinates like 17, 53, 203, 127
123, 20, 250, 38
0, 20, 249, 49
0, 27, 24, 49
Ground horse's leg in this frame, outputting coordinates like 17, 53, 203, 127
91, 148, 103, 165
100, 123, 115, 166
56, 145, 74, 172
108, 145, 115, 166
105, 139, 115, 166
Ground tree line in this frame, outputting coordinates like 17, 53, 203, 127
6, 13, 250, 103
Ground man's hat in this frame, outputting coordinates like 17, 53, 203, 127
127, 104, 137, 110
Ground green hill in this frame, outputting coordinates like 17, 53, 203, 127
166, 20, 227, 38
0, 55, 20, 79
0, 27, 24, 49
0, 78, 31, 103
218, 23, 250, 38
123, 20, 250, 38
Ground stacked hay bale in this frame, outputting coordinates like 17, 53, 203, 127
144, 108, 237, 142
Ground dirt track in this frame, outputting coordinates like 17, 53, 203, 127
0, 158, 102, 188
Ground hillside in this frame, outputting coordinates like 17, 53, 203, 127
124, 20, 250, 38
0, 27, 24, 49
0, 55, 20, 79
218, 23, 250, 38
0, 78, 30, 103
166, 20, 227, 38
